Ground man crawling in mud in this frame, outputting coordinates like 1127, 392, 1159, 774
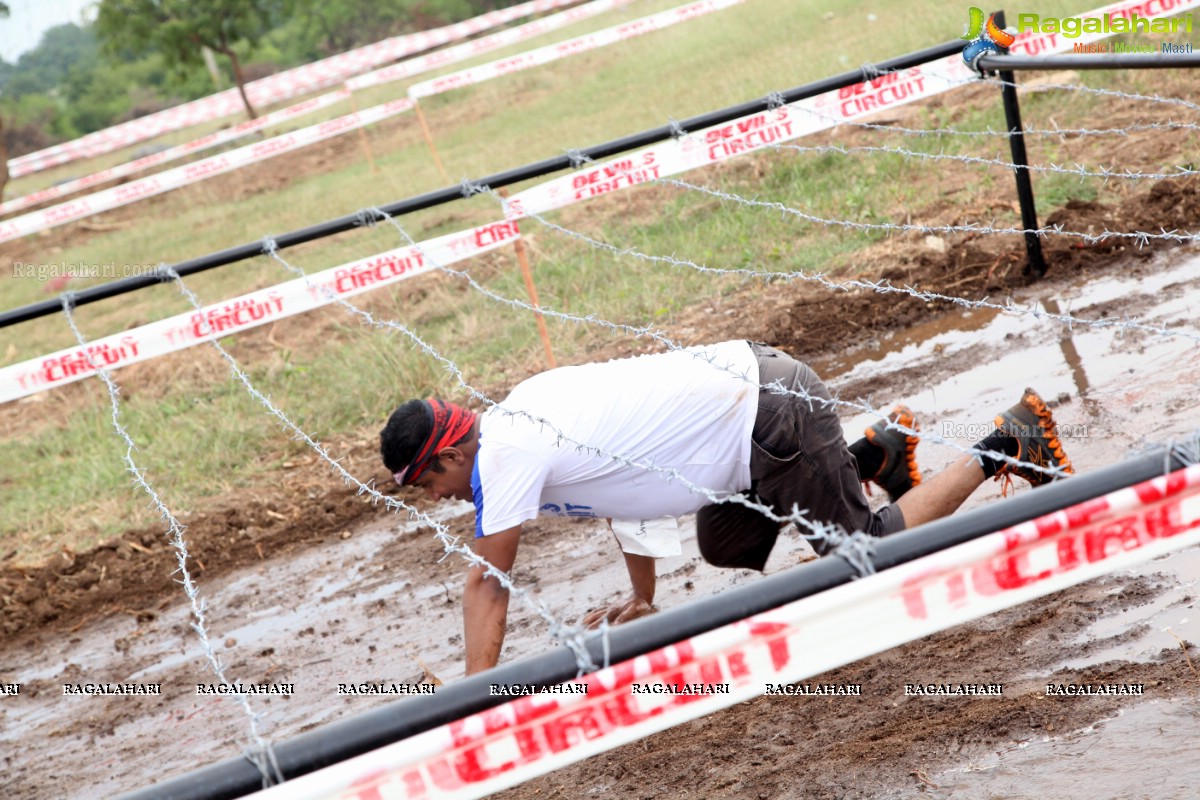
380, 340, 1073, 674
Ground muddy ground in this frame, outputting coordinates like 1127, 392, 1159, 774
3, 92, 1200, 798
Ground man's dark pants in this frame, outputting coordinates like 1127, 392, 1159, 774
697, 343, 905, 571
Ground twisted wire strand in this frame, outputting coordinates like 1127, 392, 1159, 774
60, 296, 283, 788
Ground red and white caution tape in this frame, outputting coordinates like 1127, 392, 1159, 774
5, 0, 584, 179
0, 89, 353, 217
0, 98, 414, 245
348, 0, 641, 93
0, 220, 521, 404
408, 0, 745, 100
504, 0, 1197, 219
0, 0, 716, 240
0, 0, 642, 220
239, 464, 1200, 800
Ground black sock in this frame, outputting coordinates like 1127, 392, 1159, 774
849, 437, 884, 481
973, 431, 1019, 479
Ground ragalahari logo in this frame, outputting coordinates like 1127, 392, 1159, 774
961, 7, 1016, 69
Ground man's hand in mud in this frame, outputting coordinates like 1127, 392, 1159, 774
582, 594, 655, 629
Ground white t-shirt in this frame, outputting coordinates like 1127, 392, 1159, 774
471, 340, 760, 537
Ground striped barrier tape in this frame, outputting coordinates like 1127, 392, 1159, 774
408, 0, 745, 99
1, 0, 642, 218
347, 0, 640, 92
0, 98, 415, 245
0, 0, 713, 243
241, 463, 1200, 800
0, 90, 353, 217
0, 219, 521, 403
6, 0, 585, 178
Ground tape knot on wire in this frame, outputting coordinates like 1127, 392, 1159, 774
823, 525, 877, 578
566, 148, 590, 169
667, 118, 687, 139
242, 742, 285, 789
1166, 429, 1200, 471
460, 178, 485, 198
354, 208, 386, 228
548, 617, 599, 676
766, 91, 787, 110
859, 62, 881, 80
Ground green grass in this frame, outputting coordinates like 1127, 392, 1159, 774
2, 0, 1194, 563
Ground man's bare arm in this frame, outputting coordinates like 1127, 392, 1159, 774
622, 550, 656, 607
463, 525, 521, 675
582, 521, 658, 629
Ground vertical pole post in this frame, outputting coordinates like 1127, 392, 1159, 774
413, 100, 451, 184
992, 10, 1047, 279
348, 92, 379, 175
515, 234, 558, 370
500, 189, 556, 369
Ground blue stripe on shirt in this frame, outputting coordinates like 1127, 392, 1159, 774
471, 454, 484, 539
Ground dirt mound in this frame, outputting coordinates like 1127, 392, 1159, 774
0, 478, 379, 638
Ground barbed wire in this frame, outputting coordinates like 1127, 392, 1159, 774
317, 203, 1079, 546
933, 65, 1200, 114
770, 140, 1199, 181
528, 143, 1200, 283
163, 265, 605, 676
60, 295, 283, 789
795, 107, 1200, 141
500, 174, 1200, 349
43, 54, 1197, 673
367, 202, 1076, 485
656, 174, 1200, 245
266, 218, 884, 574
27, 47, 1200, 798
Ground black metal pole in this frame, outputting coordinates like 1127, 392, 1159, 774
120, 436, 1198, 800
0, 37, 968, 330
990, 11, 1047, 280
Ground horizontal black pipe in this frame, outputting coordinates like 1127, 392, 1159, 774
0, 36, 967, 330
977, 52, 1200, 70
121, 436, 1197, 800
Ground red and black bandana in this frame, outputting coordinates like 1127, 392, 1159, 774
393, 399, 475, 486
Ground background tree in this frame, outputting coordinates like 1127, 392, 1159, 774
94, 0, 281, 120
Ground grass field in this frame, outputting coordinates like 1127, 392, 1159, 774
1, 0, 1191, 562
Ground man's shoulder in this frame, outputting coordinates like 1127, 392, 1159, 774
478, 408, 557, 453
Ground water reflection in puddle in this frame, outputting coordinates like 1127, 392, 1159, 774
822, 254, 1200, 462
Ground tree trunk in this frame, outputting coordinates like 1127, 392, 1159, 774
218, 37, 257, 121
0, 115, 9, 202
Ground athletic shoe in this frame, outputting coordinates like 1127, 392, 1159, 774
864, 405, 922, 502
992, 387, 1075, 490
